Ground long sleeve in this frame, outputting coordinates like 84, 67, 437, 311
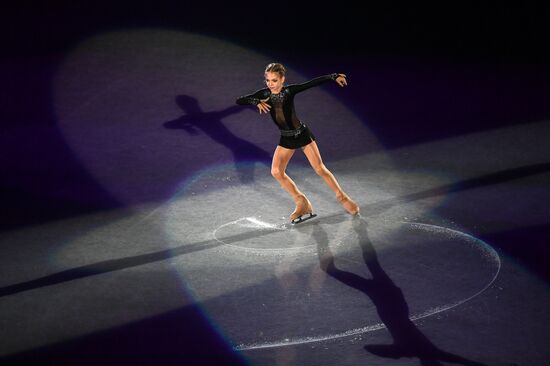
286, 73, 338, 95
236, 88, 270, 106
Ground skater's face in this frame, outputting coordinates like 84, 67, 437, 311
265, 71, 285, 94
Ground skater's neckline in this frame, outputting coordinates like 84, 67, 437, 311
270, 86, 286, 95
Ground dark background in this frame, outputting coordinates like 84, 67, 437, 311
2, 2, 548, 61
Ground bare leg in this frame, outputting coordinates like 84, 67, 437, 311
272, 145, 313, 220
302, 141, 345, 195
302, 141, 360, 215
271, 145, 300, 198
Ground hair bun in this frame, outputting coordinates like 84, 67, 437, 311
265, 63, 286, 77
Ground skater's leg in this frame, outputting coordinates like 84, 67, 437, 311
271, 145, 302, 199
301, 141, 345, 196
272, 145, 313, 221
302, 141, 359, 215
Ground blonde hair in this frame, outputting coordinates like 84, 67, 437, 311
265, 63, 286, 78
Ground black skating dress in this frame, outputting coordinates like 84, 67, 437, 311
236, 73, 339, 149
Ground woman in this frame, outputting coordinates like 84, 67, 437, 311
236, 63, 360, 223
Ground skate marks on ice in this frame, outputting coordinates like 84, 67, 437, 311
197, 215, 502, 350
231, 222, 501, 350
212, 214, 350, 257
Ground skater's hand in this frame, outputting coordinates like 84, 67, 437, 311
257, 98, 271, 114
335, 74, 347, 87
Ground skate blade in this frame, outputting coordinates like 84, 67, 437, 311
291, 213, 317, 224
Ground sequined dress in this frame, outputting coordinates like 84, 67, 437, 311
236, 73, 339, 149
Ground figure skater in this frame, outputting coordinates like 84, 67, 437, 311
236, 62, 360, 223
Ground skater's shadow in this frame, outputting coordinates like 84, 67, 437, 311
0, 219, 291, 298
163, 95, 273, 183
314, 217, 488, 366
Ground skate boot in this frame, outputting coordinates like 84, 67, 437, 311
336, 192, 360, 216
290, 194, 317, 224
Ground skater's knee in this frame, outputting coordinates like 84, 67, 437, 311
271, 167, 284, 180
313, 164, 329, 177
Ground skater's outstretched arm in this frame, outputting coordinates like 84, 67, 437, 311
236, 88, 272, 114
287, 73, 347, 95
235, 88, 270, 106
